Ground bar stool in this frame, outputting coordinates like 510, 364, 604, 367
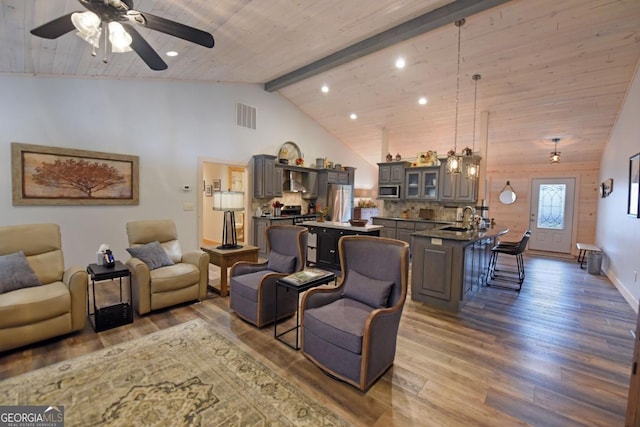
487, 230, 531, 292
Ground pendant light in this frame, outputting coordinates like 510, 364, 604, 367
447, 19, 465, 174
466, 74, 481, 179
549, 138, 561, 163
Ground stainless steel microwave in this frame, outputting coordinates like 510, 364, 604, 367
378, 185, 401, 198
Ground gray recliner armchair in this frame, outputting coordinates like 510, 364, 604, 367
229, 225, 307, 327
300, 235, 409, 391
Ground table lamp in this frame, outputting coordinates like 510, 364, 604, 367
213, 191, 244, 249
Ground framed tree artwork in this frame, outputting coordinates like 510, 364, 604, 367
11, 142, 139, 206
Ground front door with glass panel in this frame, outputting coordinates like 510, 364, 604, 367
529, 178, 575, 253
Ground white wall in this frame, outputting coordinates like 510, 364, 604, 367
597, 61, 640, 311
0, 75, 375, 266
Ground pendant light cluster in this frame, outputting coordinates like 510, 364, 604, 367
446, 19, 465, 175
447, 19, 483, 178
466, 74, 481, 179
549, 138, 561, 163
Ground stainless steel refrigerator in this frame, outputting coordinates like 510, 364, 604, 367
327, 184, 353, 223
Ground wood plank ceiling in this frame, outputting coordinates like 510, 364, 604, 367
1, 0, 639, 167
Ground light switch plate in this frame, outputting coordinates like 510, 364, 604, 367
183, 203, 194, 211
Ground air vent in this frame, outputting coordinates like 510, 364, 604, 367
236, 103, 256, 130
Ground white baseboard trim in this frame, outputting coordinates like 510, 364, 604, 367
605, 267, 638, 313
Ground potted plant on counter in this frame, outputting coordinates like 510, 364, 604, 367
272, 200, 283, 216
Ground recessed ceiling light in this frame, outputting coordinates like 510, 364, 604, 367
418, 97, 428, 105
395, 57, 406, 69
350, 113, 357, 120
166, 51, 178, 57
321, 84, 329, 93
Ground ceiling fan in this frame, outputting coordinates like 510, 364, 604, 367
30, 0, 215, 71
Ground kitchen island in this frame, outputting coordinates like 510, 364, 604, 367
302, 221, 383, 271
411, 225, 508, 312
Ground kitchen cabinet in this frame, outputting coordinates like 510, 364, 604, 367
411, 226, 507, 311
439, 156, 479, 202
378, 161, 409, 184
396, 221, 415, 245
322, 169, 352, 185
372, 218, 397, 239
372, 218, 447, 241
253, 155, 282, 199
404, 167, 439, 200
252, 216, 294, 257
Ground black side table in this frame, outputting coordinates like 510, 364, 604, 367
87, 261, 133, 332
274, 269, 336, 350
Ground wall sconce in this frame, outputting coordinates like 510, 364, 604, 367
213, 191, 244, 249
549, 138, 561, 164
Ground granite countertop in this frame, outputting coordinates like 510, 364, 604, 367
371, 216, 454, 224
300, 220, 384, 232
413, 225, 509, 241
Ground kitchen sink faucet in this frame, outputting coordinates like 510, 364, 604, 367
462, 206, 476, 230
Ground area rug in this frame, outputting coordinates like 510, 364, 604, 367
0, 319, 349, 426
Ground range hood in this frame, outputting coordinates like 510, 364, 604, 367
283, 170, 307, 193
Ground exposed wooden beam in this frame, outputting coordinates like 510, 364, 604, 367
264, 0, 512, 92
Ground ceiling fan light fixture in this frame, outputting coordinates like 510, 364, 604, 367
549, 138, 561, 163
108, 22, 132, 53
71, 11, 101, 48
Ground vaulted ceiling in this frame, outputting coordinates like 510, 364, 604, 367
2, 0, 640, 168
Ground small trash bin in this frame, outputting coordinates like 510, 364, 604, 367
587, 252, 603, 275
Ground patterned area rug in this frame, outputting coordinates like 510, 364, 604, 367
0, 320, 348, 426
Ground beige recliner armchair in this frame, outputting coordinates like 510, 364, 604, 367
125, 219, 209, 315
0, 223, 87, 353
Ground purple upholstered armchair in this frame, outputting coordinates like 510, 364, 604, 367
229, 225, 308, 327
300, 235, 409, 392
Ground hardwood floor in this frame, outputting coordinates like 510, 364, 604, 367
1, 255, 635, 426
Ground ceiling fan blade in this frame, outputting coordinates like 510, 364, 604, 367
129, 12, 214, 48
31, 12, 78, 39
122, 24, 167, 71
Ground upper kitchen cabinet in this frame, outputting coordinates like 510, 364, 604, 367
253, 155, 282, 199
404, 167, 439, 200
321, 169, 354, 185
378, 161, 409, 184
439, 157, 480, 203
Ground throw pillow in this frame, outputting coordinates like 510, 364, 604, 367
0, 251, 42, 294
267, 251, 296, 274
342, 269, 394, 308
126, 241, 175, 270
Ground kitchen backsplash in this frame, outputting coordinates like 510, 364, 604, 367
379, 200, 461, 222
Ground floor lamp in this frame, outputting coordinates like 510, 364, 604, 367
213, 191, 244, 250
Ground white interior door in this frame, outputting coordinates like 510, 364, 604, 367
529, 178, 575, 253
